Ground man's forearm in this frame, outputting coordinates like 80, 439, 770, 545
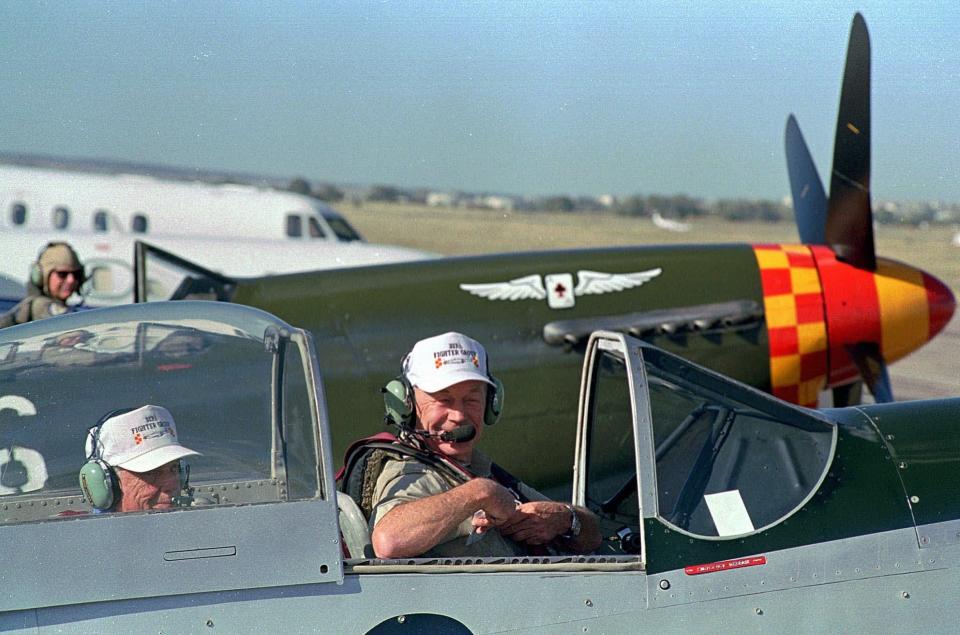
371, 478, 495, 558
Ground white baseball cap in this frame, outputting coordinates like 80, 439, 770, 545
86, 405, 200, 473
403, 332, 494, 393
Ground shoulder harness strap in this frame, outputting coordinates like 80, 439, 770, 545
337, 433, 532, 517
337, 434, 472, 518
489, 462, 530, 504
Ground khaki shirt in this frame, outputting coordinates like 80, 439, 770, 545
1, 295, 69, 329
28, 296, 69, 320
369, 449, 547, 559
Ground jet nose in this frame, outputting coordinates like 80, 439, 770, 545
923, 272, 956, 339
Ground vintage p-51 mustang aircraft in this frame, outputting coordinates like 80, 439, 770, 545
125, 14, 955, 492
136, 15, 955, 496
1, 301, 958, 632
132, 227, 955, 495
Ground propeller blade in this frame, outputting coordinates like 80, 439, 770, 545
825, 12, 876, 270
785, 114, 828, 244
845, 342, 894, 403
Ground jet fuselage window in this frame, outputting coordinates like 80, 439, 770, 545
10, 203, 27, 226
308, 217, 327, 239
132, 213, 148, 234
324, 214, 362, 242
286, 214, 302, 238
93, 210, 110, 233
53, 206, 70, 230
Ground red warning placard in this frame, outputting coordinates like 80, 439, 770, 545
684, 555, 766, 575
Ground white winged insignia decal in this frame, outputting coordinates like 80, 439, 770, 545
459, 268, 662, 310
458, 274, 546, 301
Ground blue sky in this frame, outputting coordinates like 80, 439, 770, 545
1, 1, 958, 201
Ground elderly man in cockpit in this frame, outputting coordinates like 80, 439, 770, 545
367, 332, 602, 559
79, 405, 200, 513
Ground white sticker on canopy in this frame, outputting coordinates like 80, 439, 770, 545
704, 490, 754, 536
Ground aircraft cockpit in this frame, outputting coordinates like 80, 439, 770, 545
0, 301, 344, 614
285, 205, 363, 243
319, 208, 362, 242
577, 333, 837, 563
0, 301, 327, 519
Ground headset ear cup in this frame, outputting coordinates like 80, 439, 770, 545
382, 377, 414, 429
484, 375, 504, 426
29, 262, 43, 288
79, 459, 115, 511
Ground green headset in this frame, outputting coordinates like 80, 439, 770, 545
78, 407, 191, 511
29, 242, 86, 291
382, 363, 505, 432
78, 408, 134, 511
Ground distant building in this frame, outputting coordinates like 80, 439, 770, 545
426, 191, 456, 207
482, 195, 517, 211
597, 194, 617, 208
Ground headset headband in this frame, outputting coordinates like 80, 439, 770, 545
86, 407, 137, 463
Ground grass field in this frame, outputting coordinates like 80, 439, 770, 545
349, 201, 960, 295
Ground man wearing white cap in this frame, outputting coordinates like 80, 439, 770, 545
80, 405, 200, 513
369, 332, 600, 559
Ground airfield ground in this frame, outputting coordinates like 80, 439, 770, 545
352, 201, 960, 402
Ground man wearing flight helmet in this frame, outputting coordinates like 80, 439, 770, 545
0, 242, 85, 326
368, 332, 601, 559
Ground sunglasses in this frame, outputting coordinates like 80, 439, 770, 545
51, 270, 82, 280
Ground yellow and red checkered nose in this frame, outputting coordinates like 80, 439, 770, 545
754, 244, 956, 406
753, 245, 827, 407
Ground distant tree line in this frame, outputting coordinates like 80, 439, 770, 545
612, 195, 789, 222
614, 194, 708, 219
287, 177, 345, 203
285, 177, 960, 225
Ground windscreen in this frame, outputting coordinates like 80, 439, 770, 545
322, 212, 362, 242
134, 242, 235, 303
0, 319, 272, 501
0, 299, 332, 526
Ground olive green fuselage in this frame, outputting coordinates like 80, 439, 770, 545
233, 244, 768, 486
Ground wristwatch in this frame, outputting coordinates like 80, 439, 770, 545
560, 504, 581, 539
